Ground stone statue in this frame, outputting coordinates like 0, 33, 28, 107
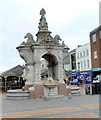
62, 41, 65, 46
44, 35, 53, 44
24, 33, 35, 44
53, 35, 62, 45
38, 8, 48, 30
37, 35, 53, 44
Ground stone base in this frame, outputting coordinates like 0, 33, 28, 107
48, 95, 65, 99
34, 84, 44, 98
29, 84, 71, 99
24, 85, 33, 91
58, 83, 70, 96
66, 88, 71, 96
29, 84, 44, 99
29, 91, 35, 99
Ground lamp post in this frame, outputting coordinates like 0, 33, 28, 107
18, 76, 21, 89
77, 62, 80, 81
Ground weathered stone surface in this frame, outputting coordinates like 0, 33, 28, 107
16, 9, 69, 99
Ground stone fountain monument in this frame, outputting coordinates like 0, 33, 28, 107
16, 8, 70, 99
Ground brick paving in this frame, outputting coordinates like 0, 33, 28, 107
1, 86, 101, 119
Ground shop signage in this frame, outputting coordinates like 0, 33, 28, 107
92, 67, 101, 71
94, 51, 97, 59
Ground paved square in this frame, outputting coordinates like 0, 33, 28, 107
1, 92, 100, 119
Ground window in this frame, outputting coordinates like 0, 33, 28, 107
71, 53, 76, 70
87, 60, 90, 68
94, 51, 97, 59
80, 52, 82, 58
86, 50, 89, 56
83, 51, 85, 57
100, 31, 101, 39
78, 62, 80, 70
84, 61, 86, 68
81, 61, 83, 69
92, 33, 96, 43
77, 53, 79, 58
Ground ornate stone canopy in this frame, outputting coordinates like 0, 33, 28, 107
19, 8, 69, 49
16, 8, 69, 86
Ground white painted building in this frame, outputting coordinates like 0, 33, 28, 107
40, 58, 48, 69
76, 43, 92, 71
63, 52, 71, 71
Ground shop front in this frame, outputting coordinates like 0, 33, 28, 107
71, 72, 78, 79
92, 67, 101, 94
79, 71, 92, 84
79, 70, 92, 94
2, 76, 24, 91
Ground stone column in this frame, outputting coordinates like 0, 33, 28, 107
34, 60, 42, 85
58, 61, 64, 83
24, 64, 35, 85
17, 46, 35, 85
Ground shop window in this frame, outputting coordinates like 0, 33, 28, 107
92, 33, 96, 43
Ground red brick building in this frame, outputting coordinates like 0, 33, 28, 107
90, 25, 101, 78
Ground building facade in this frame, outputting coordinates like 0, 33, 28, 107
63, 52, 71, 71
90, 25, 101, 78
76, 43, 92, 84
76, 43, 92, 71
90, 25, 101, 94
70, 49, 76, 71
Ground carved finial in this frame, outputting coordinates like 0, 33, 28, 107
38, 8, 48, 31
40, 8, 46, 17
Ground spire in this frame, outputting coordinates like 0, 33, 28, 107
38, 8, 48, 31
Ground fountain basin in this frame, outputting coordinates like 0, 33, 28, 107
44, 83, 58, 88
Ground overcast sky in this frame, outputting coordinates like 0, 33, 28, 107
0, 0, 100, 72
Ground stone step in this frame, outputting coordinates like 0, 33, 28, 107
6, 89, 29, 100
6, 96, 29, 100
44, 95, 65, 100
7, 89, 28, 94
71, 93, 81, 95
71, 87, 80, 90
71, 87, 81, 96
71, 90, 80, 94
6, 93, 29, 97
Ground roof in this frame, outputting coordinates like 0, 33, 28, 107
1, 65, 24, 76
90, 25, 101, 35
